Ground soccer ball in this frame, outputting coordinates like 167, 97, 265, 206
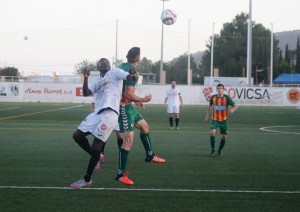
161, 9, 177, 25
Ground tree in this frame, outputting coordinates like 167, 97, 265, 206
114, 58, 123, 67
289, 49, 296, 73
135, 57, 160, 83
151, 61, 163, 82
200, 13, 282, 83
74, 60, 97, 74
136, 57, 156, 73
166, 53, 199, 84
0, 67, 19, 77
295, 36, 300, 73
284, 44, 290, 64
282, 45, 297, 73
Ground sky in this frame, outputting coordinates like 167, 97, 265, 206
0, 0, 299, 76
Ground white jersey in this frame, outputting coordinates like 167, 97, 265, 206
89, 68, 128, 114
166, 87, 182, 107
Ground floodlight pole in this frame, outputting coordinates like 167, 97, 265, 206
210, 23, 215, 86
160, 0, 170, 84
187, 19, 191, 85
270, 23, 273, 87
115, 19, 118, 68
246, 0, 253, 86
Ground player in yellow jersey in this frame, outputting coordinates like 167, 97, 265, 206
204, 84, 238, 156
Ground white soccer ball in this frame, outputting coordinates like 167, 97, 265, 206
161, 9, 177, 25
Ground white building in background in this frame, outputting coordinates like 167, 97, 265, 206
24, 71, 101, 83
30, 76, 53, 83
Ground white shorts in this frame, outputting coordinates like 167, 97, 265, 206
77, 110, 118, 142
167, 105, 180, 114
114, 124, 120, 132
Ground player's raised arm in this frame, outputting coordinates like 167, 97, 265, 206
82, 69, 93, 97
126, 68, 138, 82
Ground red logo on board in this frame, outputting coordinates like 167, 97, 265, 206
287, 89, 300, 104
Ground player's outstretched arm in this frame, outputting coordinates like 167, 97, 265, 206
134, 102, 146, 109
125, 86, 152, 103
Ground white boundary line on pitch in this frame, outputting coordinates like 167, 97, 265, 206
259, 125, 300, 135
0, 107, 20, 111
0, 186, 299, 194
0, 123, 76, 126
59, 105, 83, 110
0, 105, 83, 121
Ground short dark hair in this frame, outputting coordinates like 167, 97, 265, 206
97, 58, 111, 71
126, 47, 140, 63
216, 84, 224, 89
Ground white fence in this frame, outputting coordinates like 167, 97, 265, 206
0, 82, 299, 106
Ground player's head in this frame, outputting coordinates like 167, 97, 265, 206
97, 58, 111, 76
171, 80, 176, 88
216, 84, 224, 89
126, 47, 140, 64
216, 84, 225, 95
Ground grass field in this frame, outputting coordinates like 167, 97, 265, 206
0, 102, 299, 211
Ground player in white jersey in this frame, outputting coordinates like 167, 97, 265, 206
164, 81, 183, 130
71, 58, 137, 189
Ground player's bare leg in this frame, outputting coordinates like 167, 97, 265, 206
72, 130, 92, 155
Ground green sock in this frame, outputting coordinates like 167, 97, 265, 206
175, 118, 179, 127
210, 136, 215, 150
169, 117, 173, 127
118, 148, 129, 174
140, 133, 153, 156
219, 139, 226, 151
